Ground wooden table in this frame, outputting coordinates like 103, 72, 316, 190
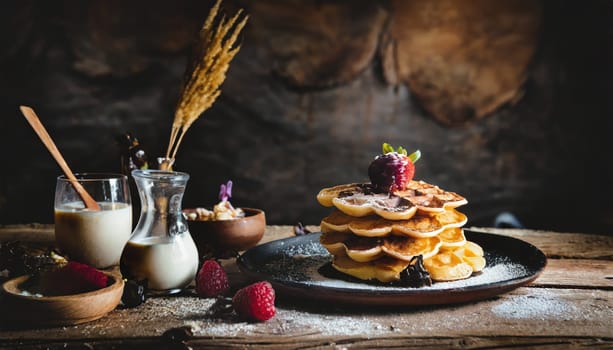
0, 224, 611, 349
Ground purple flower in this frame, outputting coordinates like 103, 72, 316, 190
218, 180, 233, 202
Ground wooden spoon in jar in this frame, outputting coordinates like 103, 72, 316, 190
19, 106, 101, 211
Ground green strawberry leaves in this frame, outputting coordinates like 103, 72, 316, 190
408, 150, 421, 163
381, 143, 421, 163
382, 142, 398, 154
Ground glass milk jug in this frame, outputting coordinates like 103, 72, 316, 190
120, 169, 199, 295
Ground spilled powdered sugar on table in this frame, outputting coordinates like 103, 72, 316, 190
491, 288, 584, 320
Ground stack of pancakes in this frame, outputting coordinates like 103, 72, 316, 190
316, 181, 485, 283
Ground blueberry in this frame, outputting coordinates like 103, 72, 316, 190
122, 279, 146, 308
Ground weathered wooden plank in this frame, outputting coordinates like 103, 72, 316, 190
184, 336, 613, 350
1, 336, 612, 350
0, 224, 54, 244
2, 287, 611, 340
533, 259, 613, 289
468, 227, 613, 260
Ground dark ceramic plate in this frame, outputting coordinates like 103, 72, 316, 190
236, 231, 547, 306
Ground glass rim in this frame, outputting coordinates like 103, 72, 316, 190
57, 173, 128, 182
131, 169, 190, 181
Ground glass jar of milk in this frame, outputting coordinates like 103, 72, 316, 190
54, 173, 132, 269
120, 169, 199, 295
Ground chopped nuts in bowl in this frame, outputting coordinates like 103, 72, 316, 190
184, 181, 266, 255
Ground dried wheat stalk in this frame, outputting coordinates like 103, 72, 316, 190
161, 0, 248, 169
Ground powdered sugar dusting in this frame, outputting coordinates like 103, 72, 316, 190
187, 320, 258, 337
274, 310, 385, 336
186, 310, 387, 337
492, 289, 581, 320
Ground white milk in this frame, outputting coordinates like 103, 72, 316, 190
120, 233, 199, 292
54, 201, 132, 269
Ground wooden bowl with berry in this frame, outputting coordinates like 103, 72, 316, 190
184, 181, 266, 255
1, 261, 124, 327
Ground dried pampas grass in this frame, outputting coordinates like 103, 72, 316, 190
161, 0, 248, 169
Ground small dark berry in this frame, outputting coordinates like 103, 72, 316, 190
122, 279, 146, 308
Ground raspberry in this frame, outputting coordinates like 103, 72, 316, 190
368, 143, 420, 193
196, 259, 230, 297
64, 261, 108, 289
232, 281, 276, 322
40, 260, 109, 295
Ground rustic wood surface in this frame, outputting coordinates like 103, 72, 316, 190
0, 224, 611, 349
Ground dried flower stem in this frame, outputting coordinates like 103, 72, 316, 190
162, 0, 248, 169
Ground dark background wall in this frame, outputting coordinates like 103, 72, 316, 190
0, 0, 611, 234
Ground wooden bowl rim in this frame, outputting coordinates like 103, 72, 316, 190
2, 270, 124, 302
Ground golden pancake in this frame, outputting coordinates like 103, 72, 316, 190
436, 209, 469, 227
321, 231, 384, 262
320, 209, 467, 238
318, 183, 418, 220
317, 183, 363, 207
317, 181, 467, 219
344, 239, 385, 262
325, 238, 485, 283
331, 252, 410, 283
423, 251, 473, 281
458, 255, 486, 272
396, 180, 468, 214
381, 235, 442, 261
425, 240, 486, 281
348, 216, 396, 237
321, 211, 392, 237
321, 230, 441, 262
320, 210, 357, 233
446, 241, 486, 272
332, 195, 418, 220
438, 227, 467, 248
319, 230, 353, 256
463, 241, 484, 256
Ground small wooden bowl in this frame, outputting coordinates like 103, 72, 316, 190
185, 207, 266, 253
1, 271, 124, 327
